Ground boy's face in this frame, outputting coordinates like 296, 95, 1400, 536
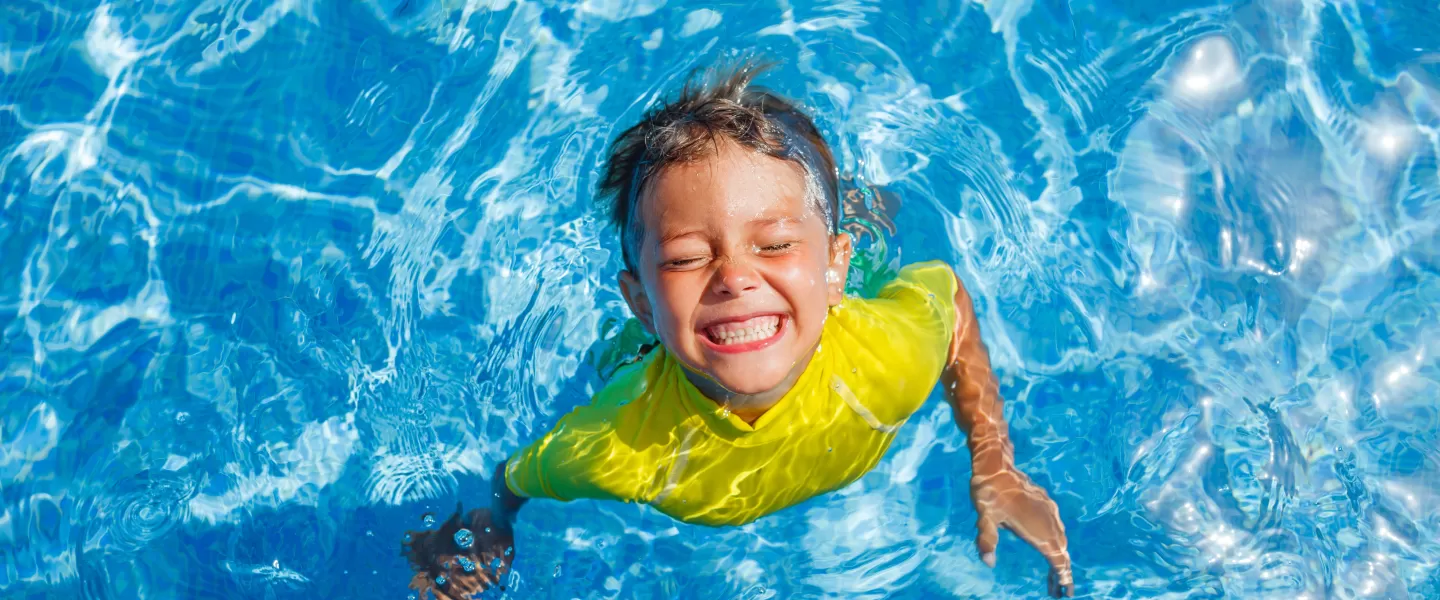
619, 140, 851, 396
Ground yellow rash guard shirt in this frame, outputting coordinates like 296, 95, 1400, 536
504, 261, 958, 526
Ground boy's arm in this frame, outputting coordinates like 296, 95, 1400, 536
941, 276, 1015, 476
941, 271, 1074, 598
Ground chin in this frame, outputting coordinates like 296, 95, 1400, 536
710, 365, 792, 395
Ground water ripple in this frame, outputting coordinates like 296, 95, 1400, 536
3, 0, 1440, 598
100, 471, 197, 551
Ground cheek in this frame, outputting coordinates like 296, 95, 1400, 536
649, 275, 703, 333
770, 252, 832, 304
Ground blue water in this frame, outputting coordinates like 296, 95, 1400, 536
3, 0, 1439, 598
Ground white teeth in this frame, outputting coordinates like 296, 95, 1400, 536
707, 317, 780, 345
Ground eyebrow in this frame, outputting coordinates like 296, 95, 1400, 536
657, 229, 706, 245
751, 216, 804, 228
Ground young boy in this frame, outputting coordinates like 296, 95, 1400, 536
403, 62, 1073, 598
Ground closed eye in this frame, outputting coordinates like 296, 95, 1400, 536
665, 256, 706, 268
760, 242, 794, 253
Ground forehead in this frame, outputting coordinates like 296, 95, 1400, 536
639, 140, 815, 227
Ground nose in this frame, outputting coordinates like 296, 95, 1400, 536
710, 256, 760, 298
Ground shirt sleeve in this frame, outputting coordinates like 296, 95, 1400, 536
504, 360, 654, 503
505, 407, 620, 501
832, 261, 959, 426
875, 261, 959, 340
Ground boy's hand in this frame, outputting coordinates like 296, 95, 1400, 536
971, 465, 1073, 597
943, 272, 1073, 596
402, 507, 515, 599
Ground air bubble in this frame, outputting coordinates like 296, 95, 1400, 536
456, 556, 476, 573
422, 513, 436, 527
453, 528, 474, 550
434, 573, 447, 586
403, 534, 412, 544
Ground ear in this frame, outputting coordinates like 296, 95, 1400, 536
826, 232, 853, 306
619, 270, 656, 334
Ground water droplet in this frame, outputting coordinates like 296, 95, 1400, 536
453, 528, 474, 550
421, 513, 436, 527
434, 573, 447, 586
828, 447, 833, 452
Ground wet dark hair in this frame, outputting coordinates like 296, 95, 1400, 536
598, 60, 840, 272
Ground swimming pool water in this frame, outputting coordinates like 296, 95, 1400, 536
3, 0, 1439, 598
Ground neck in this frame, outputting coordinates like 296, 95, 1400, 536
681, 347, 817, 424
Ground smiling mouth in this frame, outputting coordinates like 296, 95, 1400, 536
703, 315, 783, 348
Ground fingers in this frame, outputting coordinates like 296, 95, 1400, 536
1003, 499, 1069, 567
976, 514, 1000, 568
1048, 566, 1074, 598
454, 573, 490, 596
1001, 515, 1074, 598
421, 554, 500, 599
995, 490, 1072, 598
1041, 542, 1072, 581
408, 572, 431, 592
404, 505, 516, 597
422, 572, 486, 599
